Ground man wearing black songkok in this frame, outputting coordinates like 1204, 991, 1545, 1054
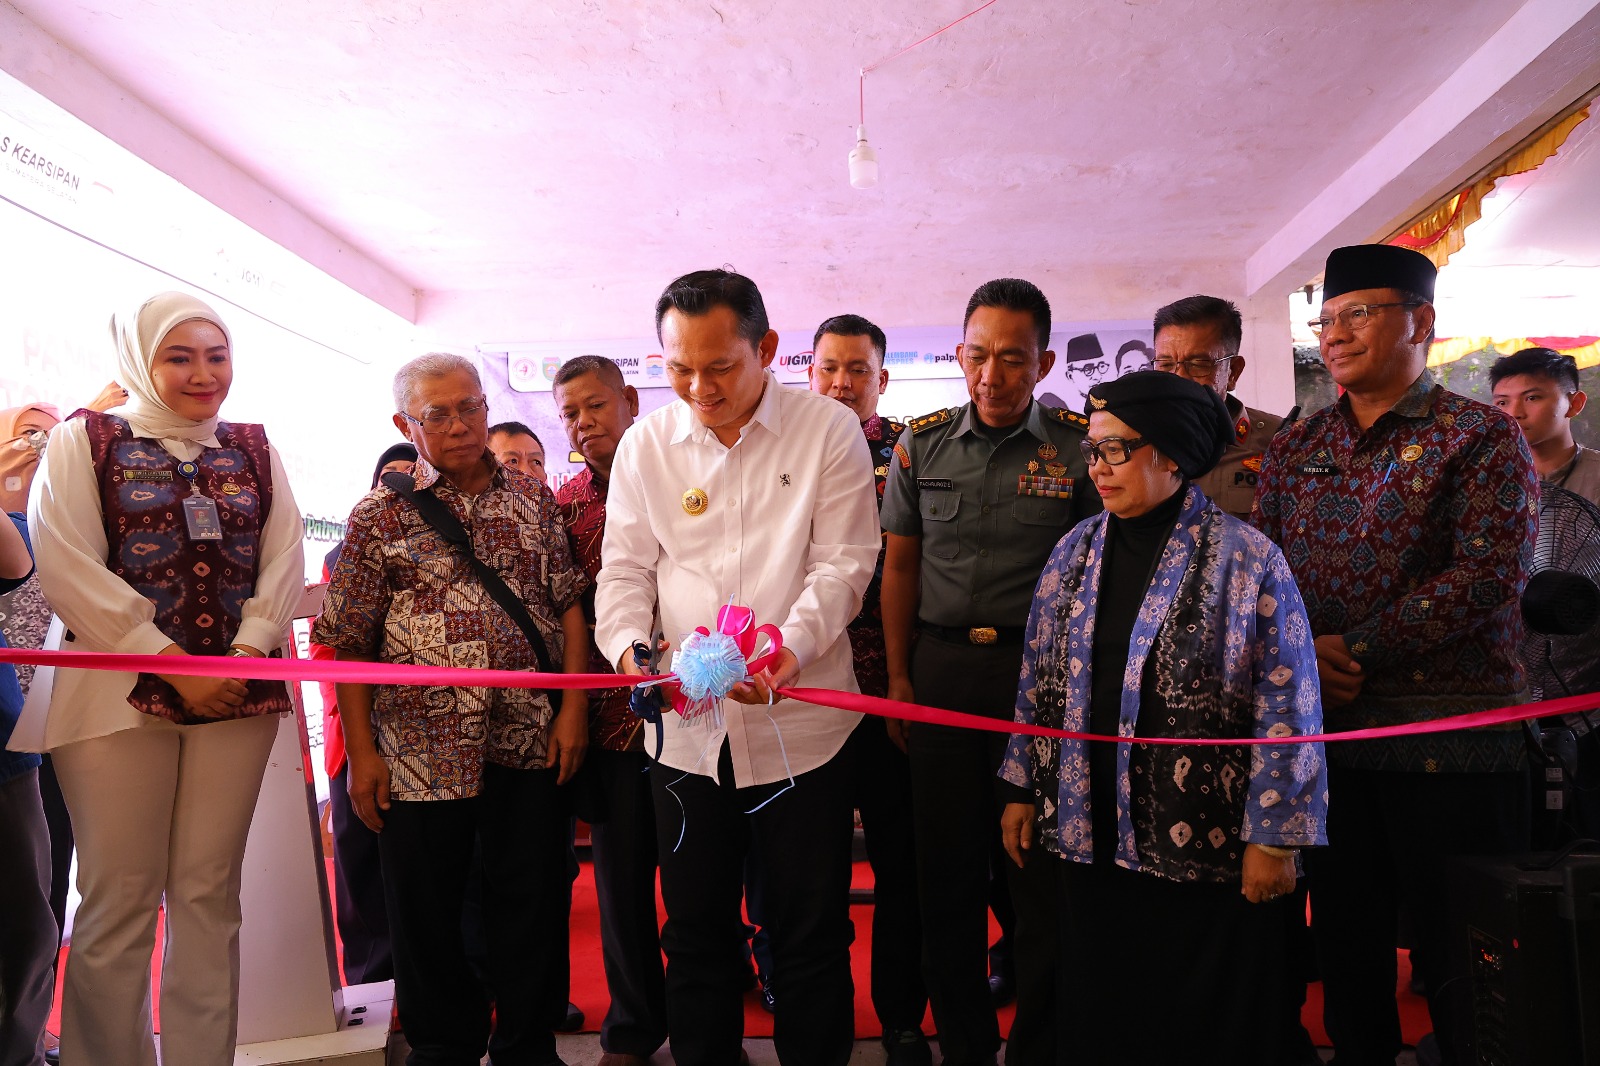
1254, 244, 1537, 1065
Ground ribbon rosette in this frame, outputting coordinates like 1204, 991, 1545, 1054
631, 604, 795, 842
658, 604, 784, 726
629, 603, 785, 754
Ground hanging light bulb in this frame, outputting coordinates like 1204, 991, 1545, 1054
848, 125, 879, 189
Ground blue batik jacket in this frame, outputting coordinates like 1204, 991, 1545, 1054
1000, 485, 1328, 883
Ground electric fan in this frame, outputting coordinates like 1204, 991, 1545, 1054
1519, 483, 1600, 703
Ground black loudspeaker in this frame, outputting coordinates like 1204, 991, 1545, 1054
1448, 851, 1600, 1065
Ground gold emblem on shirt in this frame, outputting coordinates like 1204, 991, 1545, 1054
1045, 462, 1067, 478
1401, 444, 1423, 462
1037, 442, 1059, 460
1027, 460, 1040, 473
221, 482, 243, 496
682, 488, 709, 516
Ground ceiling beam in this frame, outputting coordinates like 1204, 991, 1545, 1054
1245, 0, 1600, 300
0, 0, 418, 322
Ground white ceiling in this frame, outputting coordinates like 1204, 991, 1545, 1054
4, 0, 1567, 341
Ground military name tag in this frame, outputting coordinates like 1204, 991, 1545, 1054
122, 469, 174, 482
917, 478, 955, 491
183, 495, 224, 540
1018, 475, 1073, 499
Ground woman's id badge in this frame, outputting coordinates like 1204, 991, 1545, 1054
183, 494, 224, 540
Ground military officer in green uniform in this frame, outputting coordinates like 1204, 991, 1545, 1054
1152, 295, 1284, 521
879, 278, 1100, 1066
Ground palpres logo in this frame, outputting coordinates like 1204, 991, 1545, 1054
543, 357, 562, 381
646, 353, 665, 379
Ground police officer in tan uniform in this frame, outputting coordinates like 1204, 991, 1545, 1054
1151, 295, 1284, 521
880, 278, 1100, 1066
1152, 292, 1317, 1064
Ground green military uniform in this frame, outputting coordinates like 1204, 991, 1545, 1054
878, 397, 1099, 1066
1196, 395, 1282, 521
879, 400, 1101, 633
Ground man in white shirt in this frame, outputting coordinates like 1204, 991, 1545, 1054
597, 269, 879, 1066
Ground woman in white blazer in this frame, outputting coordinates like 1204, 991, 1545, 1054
12, 292, 303, 1066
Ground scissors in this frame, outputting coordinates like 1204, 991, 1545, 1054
628, 631, 668, 760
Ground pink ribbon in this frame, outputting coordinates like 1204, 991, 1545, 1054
717, 603, 785, 677
2, 646, 1597, 746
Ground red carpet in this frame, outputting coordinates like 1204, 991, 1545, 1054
48, 858, 1430, 1048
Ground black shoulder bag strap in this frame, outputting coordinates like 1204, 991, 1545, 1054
382, 471, 561, 706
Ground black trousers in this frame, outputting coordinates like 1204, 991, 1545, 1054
379, 763, 569, 1066
1053, 859, 1293, 1066
329, 763, 394, 984
1307, 765, 1529, 1066
847, 714, 929, 1034
652, 741, 855, 1066
0, 768, 58, 1066
906, 635, 1035, 1066
37, 754, 73, 939
589, 748, 668, 1056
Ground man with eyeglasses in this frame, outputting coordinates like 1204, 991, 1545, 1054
1154, 297, 1318, 1064
879, 278, 1100, 1066
314, 352, 592, 1066
1253, 245, 1537, 1066
1152, 295, 1283, 521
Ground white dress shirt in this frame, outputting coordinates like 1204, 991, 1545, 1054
10, 415, 305, 753
596, 372, 878, 787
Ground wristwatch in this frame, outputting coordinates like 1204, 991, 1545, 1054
228, 648, 253, 658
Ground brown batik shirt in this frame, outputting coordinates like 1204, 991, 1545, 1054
312, 454, 589, 801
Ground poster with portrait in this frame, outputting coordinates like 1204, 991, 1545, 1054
1036, 328, 1156, 415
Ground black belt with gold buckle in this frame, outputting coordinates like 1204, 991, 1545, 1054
919, 622, 1027, 646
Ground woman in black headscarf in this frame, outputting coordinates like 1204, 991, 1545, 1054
310, 441, 415, 984
998, 373, 1327, 1065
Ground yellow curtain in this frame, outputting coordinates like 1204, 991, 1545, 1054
1391, 107, 1590, 269
1427, 336, 1600, 370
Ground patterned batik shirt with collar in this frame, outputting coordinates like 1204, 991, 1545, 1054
845, 413, 907, 698
312, 453, 590, 801
555, 465, 638, 751
1251, 370, 1538, 773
